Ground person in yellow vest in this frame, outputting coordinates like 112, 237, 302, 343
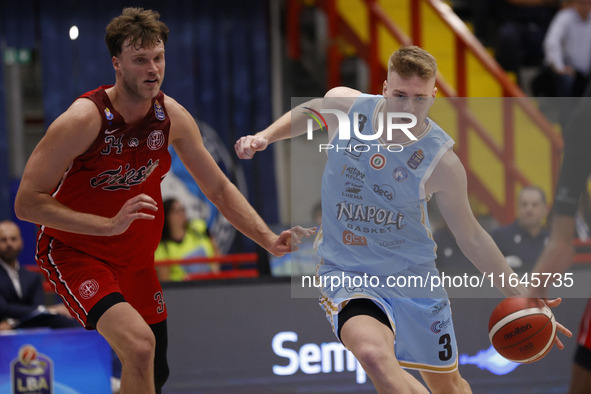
155, 199, 219, 281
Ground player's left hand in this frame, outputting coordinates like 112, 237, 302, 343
269, 226, 317, 257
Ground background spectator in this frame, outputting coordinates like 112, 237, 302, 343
539, 0, 591, 98
491, 186, 549, 270
154, 198, 220, 281
0, 220, 79, 330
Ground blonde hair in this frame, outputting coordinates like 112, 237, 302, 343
388, 46, 437, 80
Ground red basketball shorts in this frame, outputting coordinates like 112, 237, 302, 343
35, 233, 167, 329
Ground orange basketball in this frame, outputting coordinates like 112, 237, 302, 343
488, 297, 556, 363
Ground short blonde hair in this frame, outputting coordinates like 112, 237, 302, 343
388, 46, 437, 80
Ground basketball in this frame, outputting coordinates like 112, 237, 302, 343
18, 345, 38, 365
488, 297, 556, 363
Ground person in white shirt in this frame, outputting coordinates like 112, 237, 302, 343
543, 0, 591, 97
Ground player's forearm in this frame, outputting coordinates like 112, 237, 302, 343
532, 215, 575, 276
457, 229, 527, 297
258, 98, 323, 144
209, 181, 276, 252
15, 191, 113, 236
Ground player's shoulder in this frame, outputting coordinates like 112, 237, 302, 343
427, 148, 466, 193
434, 148, 462, 174
162, 93, 192, 121
323, 87, 363, 114
54, 98, 102, 131
324, 86, 362, 99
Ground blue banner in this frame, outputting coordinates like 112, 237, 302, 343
0, 328, 111, 394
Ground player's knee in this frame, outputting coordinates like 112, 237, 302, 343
352, 343, 391, 373
123, 328, 156, 368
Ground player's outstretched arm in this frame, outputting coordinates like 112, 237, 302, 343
15, 99, 158, 236
235, 86, 361, 160
166, 96, 316, 256
427, 150, 527, 297
429, 151, 572, 347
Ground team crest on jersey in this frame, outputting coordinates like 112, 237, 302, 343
154, 100, 165, 120
370, 153, 386, 170
104, 107, 114, 120
79, 279, 99, 299
147, 130, 165, 150
407, 150, 425, 170
393, 166, 408, 182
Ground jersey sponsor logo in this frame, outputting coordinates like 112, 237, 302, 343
373, 184, 395, 201
431, 300, 448, 316
154, 100, 166, 120
79, 279, 99, 299
407, 150, 425, 170
128, 138, 139, 147
147, 130, 165, 150
393, 166, 408, 182
373, 239, 405, 250
343, 182, 363, 200
90, 158, 160, 191
503, 323, 532, 341
105, 127, 120, 135
431, 318, 451, 334
341, 165, 366, 182
336, 202, 405, 229
342, 230, 367, 246
370, 153, 386, 170
104, 107, 114, 120
343, 137, 364, 160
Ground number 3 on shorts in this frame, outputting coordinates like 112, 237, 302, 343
154, 291, 165, 314
439, 333, 452, 361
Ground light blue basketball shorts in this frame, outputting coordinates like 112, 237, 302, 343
317, 259, 458, 373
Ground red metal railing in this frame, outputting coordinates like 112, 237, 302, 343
26, 253, 260, 292
155, 253, 260, 281
286, 0, 563, 225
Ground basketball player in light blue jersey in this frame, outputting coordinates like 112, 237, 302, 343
236, 46, 570, 394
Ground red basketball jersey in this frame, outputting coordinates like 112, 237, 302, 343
42, 85, 172, 268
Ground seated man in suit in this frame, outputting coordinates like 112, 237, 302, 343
0, 220, 79, 330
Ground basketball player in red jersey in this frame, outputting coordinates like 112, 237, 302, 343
14, 8, 315, 394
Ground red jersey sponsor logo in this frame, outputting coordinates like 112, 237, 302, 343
90, 159, 159, 191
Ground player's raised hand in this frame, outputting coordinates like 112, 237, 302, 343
268, 225, 318, 257
108, 193, 158, 235
234, 134, 268, 159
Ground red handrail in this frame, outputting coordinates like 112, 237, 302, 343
154, 252, 258, 266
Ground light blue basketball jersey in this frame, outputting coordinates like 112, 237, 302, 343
316, 94, 454, 276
